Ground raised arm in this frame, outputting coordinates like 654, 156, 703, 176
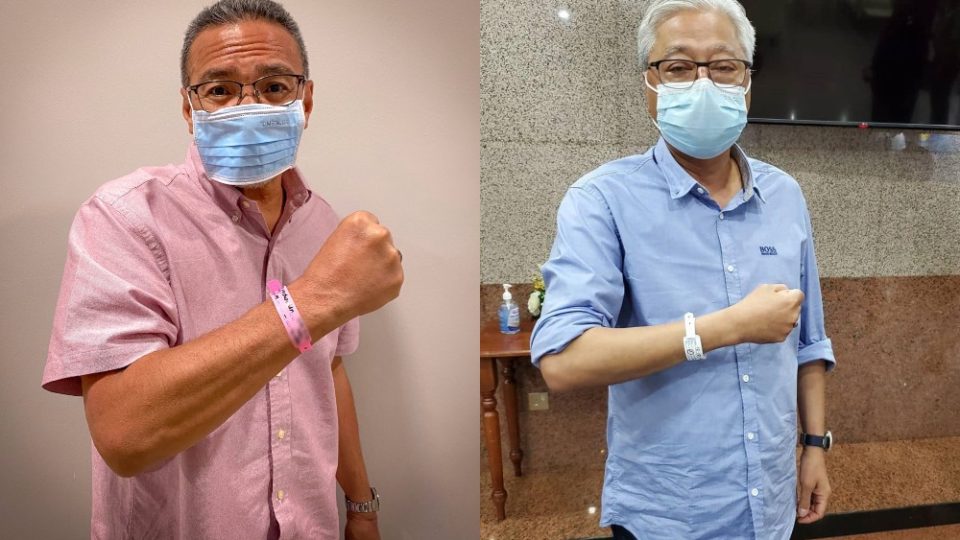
533, 185, 803, 392
81, 212, 402, 477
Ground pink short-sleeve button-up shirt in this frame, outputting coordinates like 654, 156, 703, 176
42, 144, 359, 540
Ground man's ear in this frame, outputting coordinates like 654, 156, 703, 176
180, 87, 194, 135
302, 79, 314, 130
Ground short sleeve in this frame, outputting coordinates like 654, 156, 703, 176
334, 317, 360, 356
530, 184, 625, 366
42, 196, 179, 396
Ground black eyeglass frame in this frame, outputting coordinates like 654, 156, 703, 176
186, 73, 306, 111
646, 59, 754, 87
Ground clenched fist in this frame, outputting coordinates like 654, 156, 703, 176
293, 211, 404, 330
730, 284, 803, 344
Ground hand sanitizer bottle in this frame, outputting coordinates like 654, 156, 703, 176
499, 284, 520, 334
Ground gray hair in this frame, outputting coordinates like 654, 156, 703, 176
180, 0, 309, 87
637, 0, 756, 68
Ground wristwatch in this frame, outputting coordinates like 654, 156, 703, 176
345, 487, 380, 513
800, 431, 833, 452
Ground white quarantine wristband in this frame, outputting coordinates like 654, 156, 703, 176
683, 312, 705, 361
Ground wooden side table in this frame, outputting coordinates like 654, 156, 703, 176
480, 318, 534, 521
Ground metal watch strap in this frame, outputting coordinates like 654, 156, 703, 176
345, 487, 380, 513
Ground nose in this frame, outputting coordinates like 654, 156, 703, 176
696, 65, 711, 80
238, 90, 258, 105
237, 84, 259, 105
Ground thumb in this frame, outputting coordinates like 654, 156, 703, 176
798, 481, 813, 518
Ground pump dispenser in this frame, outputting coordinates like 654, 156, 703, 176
499, 284, 521, 334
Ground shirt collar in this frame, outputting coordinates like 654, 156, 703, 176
653, 137, 766, 204
186, 142, 313, 215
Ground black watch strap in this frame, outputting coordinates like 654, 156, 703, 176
801, 430, 832, 451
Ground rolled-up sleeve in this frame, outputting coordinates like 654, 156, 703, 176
530, 183, 625, 366
797, 203, 836, 370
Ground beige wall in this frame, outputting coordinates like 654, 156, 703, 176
0, 1, 478, 538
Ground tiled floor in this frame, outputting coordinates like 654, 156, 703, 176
480, 437, 960, 540
827, 524, 960, 539
481, 469, 960, 539
480, 468, 608, 540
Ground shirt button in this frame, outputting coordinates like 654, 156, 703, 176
277, 429, 286, 440
719, 212, 725, 220
751, 488, 759, 497
231, 213, 241, 223
727, 265, 735, 272
742, 374, 750, 383
277, 490, 285, 501
241, 200, 250, 208
747, 432, 755, 440
697, 187, 705, 194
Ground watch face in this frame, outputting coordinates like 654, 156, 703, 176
824, 431, 833, 450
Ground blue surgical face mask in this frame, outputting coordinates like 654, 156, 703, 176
646, 74, 750, 159
192, 100, 305, 186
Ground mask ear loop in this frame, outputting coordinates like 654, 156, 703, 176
643, 70, 663, 132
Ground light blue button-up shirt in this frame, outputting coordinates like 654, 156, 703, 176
531, 138, 835, 540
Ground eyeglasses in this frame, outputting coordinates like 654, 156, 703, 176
647, 59, 752, 89
187, 74, 306, 112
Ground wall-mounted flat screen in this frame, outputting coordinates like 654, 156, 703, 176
741, 0, 960, 129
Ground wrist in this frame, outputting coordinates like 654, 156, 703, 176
700, 307, 742, 349
801, 446, 826, 464
288, 278, 352, 335
347, 510, 379, 521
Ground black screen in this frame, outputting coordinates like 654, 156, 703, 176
741, 0, 960, 129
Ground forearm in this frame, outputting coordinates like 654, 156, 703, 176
798, 360, 827, 435
539, 306, 743, 391
81, 278, 346, 477
332, 357, 373, 501
797, 360, 831, 522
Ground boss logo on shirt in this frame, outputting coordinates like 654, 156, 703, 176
759, 245, 778, 256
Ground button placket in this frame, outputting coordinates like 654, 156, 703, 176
268, 353, 295, 522
717, 209, 766, 530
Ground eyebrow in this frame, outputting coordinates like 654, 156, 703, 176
660, 43, 741, 59
195, 63, 298, 83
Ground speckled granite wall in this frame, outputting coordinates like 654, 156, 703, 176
479, 0, 960, 486
481, 0, 960, 284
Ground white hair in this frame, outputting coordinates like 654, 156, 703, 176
637, 0, 756, 68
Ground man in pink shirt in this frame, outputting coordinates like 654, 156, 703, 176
41, 1, 401, 538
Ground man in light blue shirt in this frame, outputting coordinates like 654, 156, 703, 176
531, 1, 835, 538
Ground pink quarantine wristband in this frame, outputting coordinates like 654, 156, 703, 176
267, 279, 313, 353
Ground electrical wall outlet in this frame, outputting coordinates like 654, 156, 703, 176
528, 392, 549, 411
